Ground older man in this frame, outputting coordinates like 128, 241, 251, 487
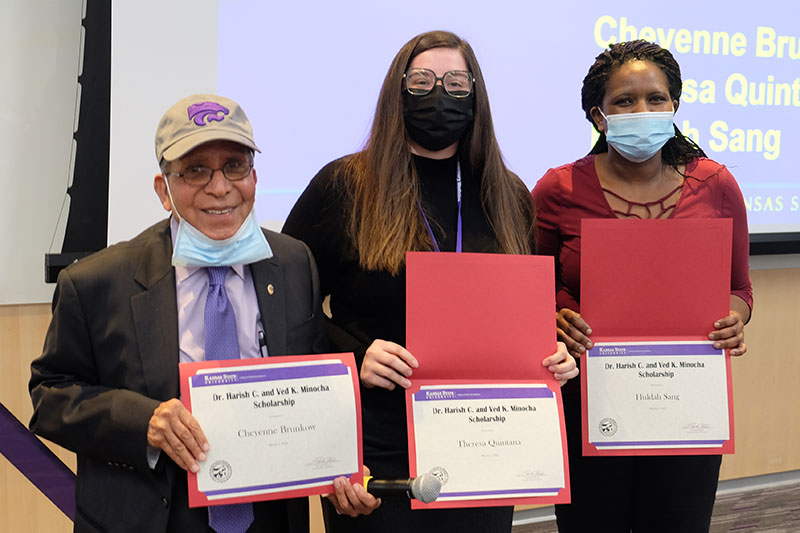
30, 94, 377, 532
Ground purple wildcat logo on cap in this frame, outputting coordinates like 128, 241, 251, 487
187, 102, 230, 126
156, 94, 260, 161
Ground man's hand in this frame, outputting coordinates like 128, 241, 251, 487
324, 466, 381, 517
147, 398, 209, 472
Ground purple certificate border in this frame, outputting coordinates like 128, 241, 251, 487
413, 386, 553, 402
592, 439, 726, 447
588, 343, 722, 357
191, 362, 349, 388
440, 487, 563, 498
204, 471, 356, 497
587, 343, 729, 448
193, 361, 357, 500
413, 385, 563, 500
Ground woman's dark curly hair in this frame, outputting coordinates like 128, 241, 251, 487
582, 39, 706, 166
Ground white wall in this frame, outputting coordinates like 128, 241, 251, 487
0, 0, 83, 304
0, 0, 218, 304
108, 0, 217, 244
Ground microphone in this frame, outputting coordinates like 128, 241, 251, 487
363, 471, 442, 503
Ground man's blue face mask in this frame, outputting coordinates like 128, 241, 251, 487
600, 109, 676, 163
164, 179, 272, 267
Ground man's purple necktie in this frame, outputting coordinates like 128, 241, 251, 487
204, 266, 254, 533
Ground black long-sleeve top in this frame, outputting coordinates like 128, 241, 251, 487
283, 153, 500, 475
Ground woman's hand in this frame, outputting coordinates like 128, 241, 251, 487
542, 341, 579, 386
556, 308, 592, 357
324, 465, 381, 517
709, 310, 746, 356
360, 339, 419, 390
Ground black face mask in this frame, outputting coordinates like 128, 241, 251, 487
403, 86, 474, 151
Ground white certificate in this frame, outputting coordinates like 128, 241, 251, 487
180, 354, 361, 507
407, 382, 569, 508
585, 341, 731, 454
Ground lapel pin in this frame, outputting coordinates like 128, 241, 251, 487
267, 283, 275, 295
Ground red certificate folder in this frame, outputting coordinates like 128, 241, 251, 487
580, 218, 735, 456
405, 252, 570, 508
406, 252, 556, 382
179, 353, 363, 507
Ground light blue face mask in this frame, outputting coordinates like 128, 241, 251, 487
165, 180, 273, 267
601, 109, 675, 163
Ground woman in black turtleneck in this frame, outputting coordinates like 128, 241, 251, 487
283, 30, 577, 533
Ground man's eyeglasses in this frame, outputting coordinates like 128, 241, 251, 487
165, 159, 253, 187
403, 68, 474, 98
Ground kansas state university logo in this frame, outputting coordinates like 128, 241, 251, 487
187, 101, 230, 126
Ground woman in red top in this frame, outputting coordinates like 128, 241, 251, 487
532, 40, 752, 532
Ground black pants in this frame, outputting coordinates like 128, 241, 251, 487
322, 497, 513, 533
555, 392, 721, 533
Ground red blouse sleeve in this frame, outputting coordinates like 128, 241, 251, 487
531, 171, 562, 259
532, 169, 581, 312
718, 166, 754, 311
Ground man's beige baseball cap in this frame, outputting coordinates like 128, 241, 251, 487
155, 94, 260, 162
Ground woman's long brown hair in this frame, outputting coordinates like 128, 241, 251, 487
338, 30, 534, 274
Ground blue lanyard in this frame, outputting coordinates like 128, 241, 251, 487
419, 162, 462, 253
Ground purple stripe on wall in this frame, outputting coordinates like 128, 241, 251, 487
0, 402, 75, 520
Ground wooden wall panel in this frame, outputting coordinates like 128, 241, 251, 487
0, 304, 75, 533
0, 304, 328, 532
2, 268, 798, 530
720, 268, 800, 480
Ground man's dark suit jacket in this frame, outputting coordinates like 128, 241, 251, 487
29, 219, 326, 532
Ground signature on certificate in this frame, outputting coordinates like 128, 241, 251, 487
517, 469, 546, 481
682, 422, 713, 433
307, 456, 340, 470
